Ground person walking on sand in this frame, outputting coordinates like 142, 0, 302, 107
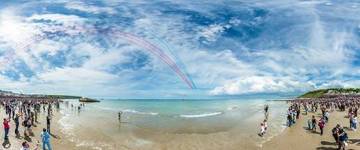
352, 116, 357, 131
35, 110, 38, 123
46, 115, 51, 134
307, 119, 313, 130
264, 104, 269, 119
263, 119, 268, 132
41, 128, 52, 150
311, 115, 317, 131
324, 110, 329, 123
258, 122, 266, 137
318, 118, 325, 135
296, 107, 300, 119
3, 118, 10, 140
118, 111, 123, 123
14, 114, 20, 136
332, 124, 340, 144
338, 129, 348, 150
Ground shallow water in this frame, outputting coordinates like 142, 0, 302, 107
58, 99, 289, 149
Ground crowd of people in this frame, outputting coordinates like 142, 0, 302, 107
286, 94, 360, 150
0, 96, 61, 150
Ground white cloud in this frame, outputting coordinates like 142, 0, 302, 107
65, 2, 116, 14
30, 39, 67, 57
210, 76, 314, 95
198, 24, 226, 42
38, 67, 118, 84
27, 13, 85, 24
0, 1, 359, 98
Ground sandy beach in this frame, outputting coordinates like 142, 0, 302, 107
0, 106, 76, 150
263, 109, 360, 150
2, 98, 359, 150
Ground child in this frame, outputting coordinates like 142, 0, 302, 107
352, 116, 358, 131
324, 111, 329, 123
263, 119, 268, 132
258, 123, 266, 137
308, 119, 313, 130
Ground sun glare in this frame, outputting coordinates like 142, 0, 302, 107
0, 11, 34, 46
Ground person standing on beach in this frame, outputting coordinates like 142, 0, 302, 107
258, 122, 266, 137
41, 128, 52, 150
118, 111, 123, 123
307, 119, 313, 130
311, 115, 317, 131
35, 110, 38, 123
338, 129, 348, 150
263, 119, 268, 133
324, 111, 329, 123
318, 118, 325, 135
332, 124, 340, 144
352, 116, 357, 131
14, 114, 20, 136
287, 111, 292, 127
3, 118, 10, 140
11, 106, 15, 120
349, 113, 354, 129
46, 115, 51, 134
264, 104, 269, 119
30, 111, 35, 125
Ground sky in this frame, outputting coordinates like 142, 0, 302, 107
0, 0, 359, 98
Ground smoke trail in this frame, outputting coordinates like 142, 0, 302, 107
90, 27, 196, 89
1, 24, 196, 89
143, 30, 197, 89
114, 31, 195, 89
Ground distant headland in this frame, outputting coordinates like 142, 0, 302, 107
0, 90, 82, 99
298, 88, 360, 98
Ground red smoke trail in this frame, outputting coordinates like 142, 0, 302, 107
115, 31, 194, 89
115, 32, 194, 88
1, 25, 195, 89
119, 32, 193, 89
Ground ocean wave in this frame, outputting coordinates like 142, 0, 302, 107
227, 106, 239, 110
179, 112, 223, 118
58, 110, 75, 137
122, 109, 159, 116
92, 106, 159, 116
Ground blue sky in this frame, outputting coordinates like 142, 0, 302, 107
0, 0, 359, 98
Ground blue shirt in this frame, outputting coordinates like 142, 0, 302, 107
41, 131, 50, 143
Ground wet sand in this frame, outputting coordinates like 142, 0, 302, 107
52, 100, 288, 150
263, 109, 360, 150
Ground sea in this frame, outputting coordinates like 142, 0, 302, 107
58, 98, 291, 150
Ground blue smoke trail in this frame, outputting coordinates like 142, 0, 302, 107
143, 29, 197, 89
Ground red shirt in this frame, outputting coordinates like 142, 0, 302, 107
3, 120, 9, 129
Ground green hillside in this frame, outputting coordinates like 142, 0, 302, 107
299, 88, 360, 98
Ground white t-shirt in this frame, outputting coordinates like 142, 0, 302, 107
261, 126, 266, 133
